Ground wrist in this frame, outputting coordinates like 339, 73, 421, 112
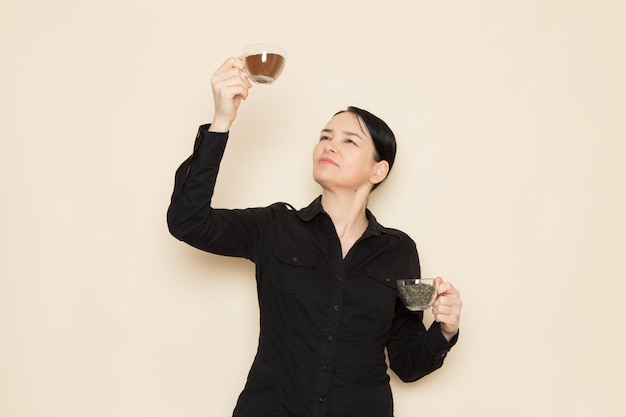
441, 326, 458, 343
208, 117, 232, 133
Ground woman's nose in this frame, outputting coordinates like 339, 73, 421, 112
324, 140, 336, 153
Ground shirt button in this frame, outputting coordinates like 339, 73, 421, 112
327, 335, 335, 341
292, 257, 298, 262
319, 397, 326, 403
337, 276, 343, 282
333, 304, 339, 311
322, 364, 329, 371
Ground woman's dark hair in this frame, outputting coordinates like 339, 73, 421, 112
335, 106, 397, 190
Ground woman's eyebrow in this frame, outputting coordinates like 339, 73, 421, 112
320, 129, 364, 141
343, 131, 364, 142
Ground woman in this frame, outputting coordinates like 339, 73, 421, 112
167, 57, 463, 417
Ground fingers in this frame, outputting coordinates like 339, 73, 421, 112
433, 281, 462, 313
211, 57, 252, 99
436, 279, 456, 297
432, 278, 463, 339
209, 57, 253, 131
212, 57, 249, 86
214, 56, 245, 74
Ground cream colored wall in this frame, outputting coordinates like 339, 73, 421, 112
2, 0, 625, 416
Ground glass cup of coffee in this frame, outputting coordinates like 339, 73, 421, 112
396, 278, 438, 311
243, 44, 287, 84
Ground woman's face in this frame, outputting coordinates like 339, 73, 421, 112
312, 112, 388, 192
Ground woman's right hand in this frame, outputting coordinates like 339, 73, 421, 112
209, 56, 253, 132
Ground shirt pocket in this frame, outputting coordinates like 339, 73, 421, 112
272, 245, 321, 295
365, 266, 400, 314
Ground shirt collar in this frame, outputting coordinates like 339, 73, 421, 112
296, 196, 324, 222
296, 196, 385, 237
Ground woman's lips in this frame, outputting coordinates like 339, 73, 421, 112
319, 157, 339, 166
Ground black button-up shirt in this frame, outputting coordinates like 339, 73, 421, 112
167, 126, 457, 417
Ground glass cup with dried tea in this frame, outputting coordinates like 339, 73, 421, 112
396, 278, 438, 311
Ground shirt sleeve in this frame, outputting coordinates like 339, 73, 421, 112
387, 312, 458, 382
385, 238, 459, 383
166, 124, 267, 261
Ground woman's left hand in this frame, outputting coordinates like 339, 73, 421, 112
433, 277, 463, 342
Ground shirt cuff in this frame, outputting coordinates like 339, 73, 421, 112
192, 124, 229, 167
425, 321, 459, 359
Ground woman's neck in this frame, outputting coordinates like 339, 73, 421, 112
320, 189, 370, 257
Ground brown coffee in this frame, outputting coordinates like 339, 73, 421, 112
244, 53, 285, 84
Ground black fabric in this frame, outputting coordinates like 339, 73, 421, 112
167, 125, 457, 417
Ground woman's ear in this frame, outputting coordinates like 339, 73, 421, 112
370, 160, 390, 185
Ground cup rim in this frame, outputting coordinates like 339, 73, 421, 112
396, 278, 437, 285
243, 43, 287, 57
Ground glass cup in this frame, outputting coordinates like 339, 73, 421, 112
243, 44, 287, 84
396, 278, 438, 311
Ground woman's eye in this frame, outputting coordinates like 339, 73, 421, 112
320, 135, 330, 141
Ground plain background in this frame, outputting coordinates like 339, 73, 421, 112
2, 0, 625, 416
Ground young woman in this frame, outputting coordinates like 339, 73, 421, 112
167, 57, 463, 417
